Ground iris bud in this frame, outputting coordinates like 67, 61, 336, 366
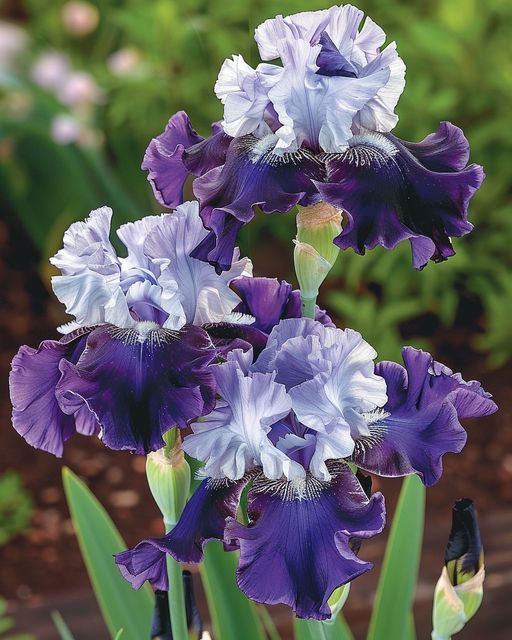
294, 203, 342, 317
293, 240, 332, 300
431, 499, 484, 640
296, 202, 342, 266
146, 428, 191, 531
327, 583, 351, 622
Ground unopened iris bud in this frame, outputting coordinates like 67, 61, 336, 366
293, 240, 332, 300
146, 428, 191, 531
296, 202, 342, 266
294, 203, 342, 318
327, 583, 351, 622
432, 498, 484, 640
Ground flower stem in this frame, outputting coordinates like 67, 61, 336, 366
165, 540, 189, 640
301, 295, 317, 319
294, 618, 329, 640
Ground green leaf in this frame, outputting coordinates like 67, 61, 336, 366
367, 475, 425, 640
199, 542, 266, 640
51, 611, 75, 640
62, 467, 154, 640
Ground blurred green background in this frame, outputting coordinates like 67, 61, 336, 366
1, 0, 511, 365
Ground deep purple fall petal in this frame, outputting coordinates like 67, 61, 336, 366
56, 324, 217, 454
191, 135, 325, 272
116, 477, 247, 589
225, 464, 385, 620
9, 329, 93, 456
351, 347, 497, 486
116, 539, 169, 591
316, 122, 484, 268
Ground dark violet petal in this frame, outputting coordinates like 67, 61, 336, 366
204, 322, 268, 358
164, 477, 247, 563
116, 540, 169, 591
190, 211, 245, 274
142, 111, 204, 208
183, 121, 232, 176
317, 123, 484, 269
352, 347, 497, 486
232, 277, 334, 333
9, 329, 92, 457
445, 498, 483, 581
398, 121, 470, 172
116, 477, 247, 590
316, 32, 358, 78
191, 135, 325, 272
225, 464, 385, 620
232, 277, 293, 333
56, 324, 217, 454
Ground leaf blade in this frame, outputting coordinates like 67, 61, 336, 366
62, 467, 153, 640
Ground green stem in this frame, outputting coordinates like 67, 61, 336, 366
301, 295, 317, 319
294, 619, 329, 640
165, 541, 189, 640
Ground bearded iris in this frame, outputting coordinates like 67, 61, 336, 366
116, 318, 496, 619
143, 4, 483, 274
9, 201, 253, 456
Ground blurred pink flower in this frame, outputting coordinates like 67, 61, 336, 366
31, 51, 70, 90
107, 47, 142, 76
56, 70, 103, 106
50, 113, 82, 144
61, 1, 99, 37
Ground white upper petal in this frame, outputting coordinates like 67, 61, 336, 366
352, 42, 406, 133
216, 54, 282, 138
219, 5, 405, 150
50, 206, 127, 327
254, 9, 332, 61
50, 206, 119, 276
183, 364, 296, 480
144, 201, 252, 325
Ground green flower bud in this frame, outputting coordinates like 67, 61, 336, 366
146, 428, 191, 531
327, 583, 351, 622
293, 240, 332, 300
432, 499, 484, 640
296, 202, 342, 266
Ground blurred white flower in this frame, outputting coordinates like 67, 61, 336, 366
0, 21, 28, 70
31, 51, 70, 90
50, 114, 82, 144
61, 1, 99, 37
107, 47, 142, 76
56, 70, 103, 106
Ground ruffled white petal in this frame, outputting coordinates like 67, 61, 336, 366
50, 206, 119, 276
220, 5, 405, 152
145, 201, 252, 325
184, 364, 297, 480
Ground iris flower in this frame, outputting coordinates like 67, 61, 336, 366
143, 4, 483, 273
9, 201, 253, 456
116, 318, 496, 619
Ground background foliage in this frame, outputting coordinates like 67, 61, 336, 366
1, 0, 511, 364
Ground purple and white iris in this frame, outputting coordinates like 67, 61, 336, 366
9, 201, 255, 456
116, 318, 496, 619
142, 4, 484, 273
